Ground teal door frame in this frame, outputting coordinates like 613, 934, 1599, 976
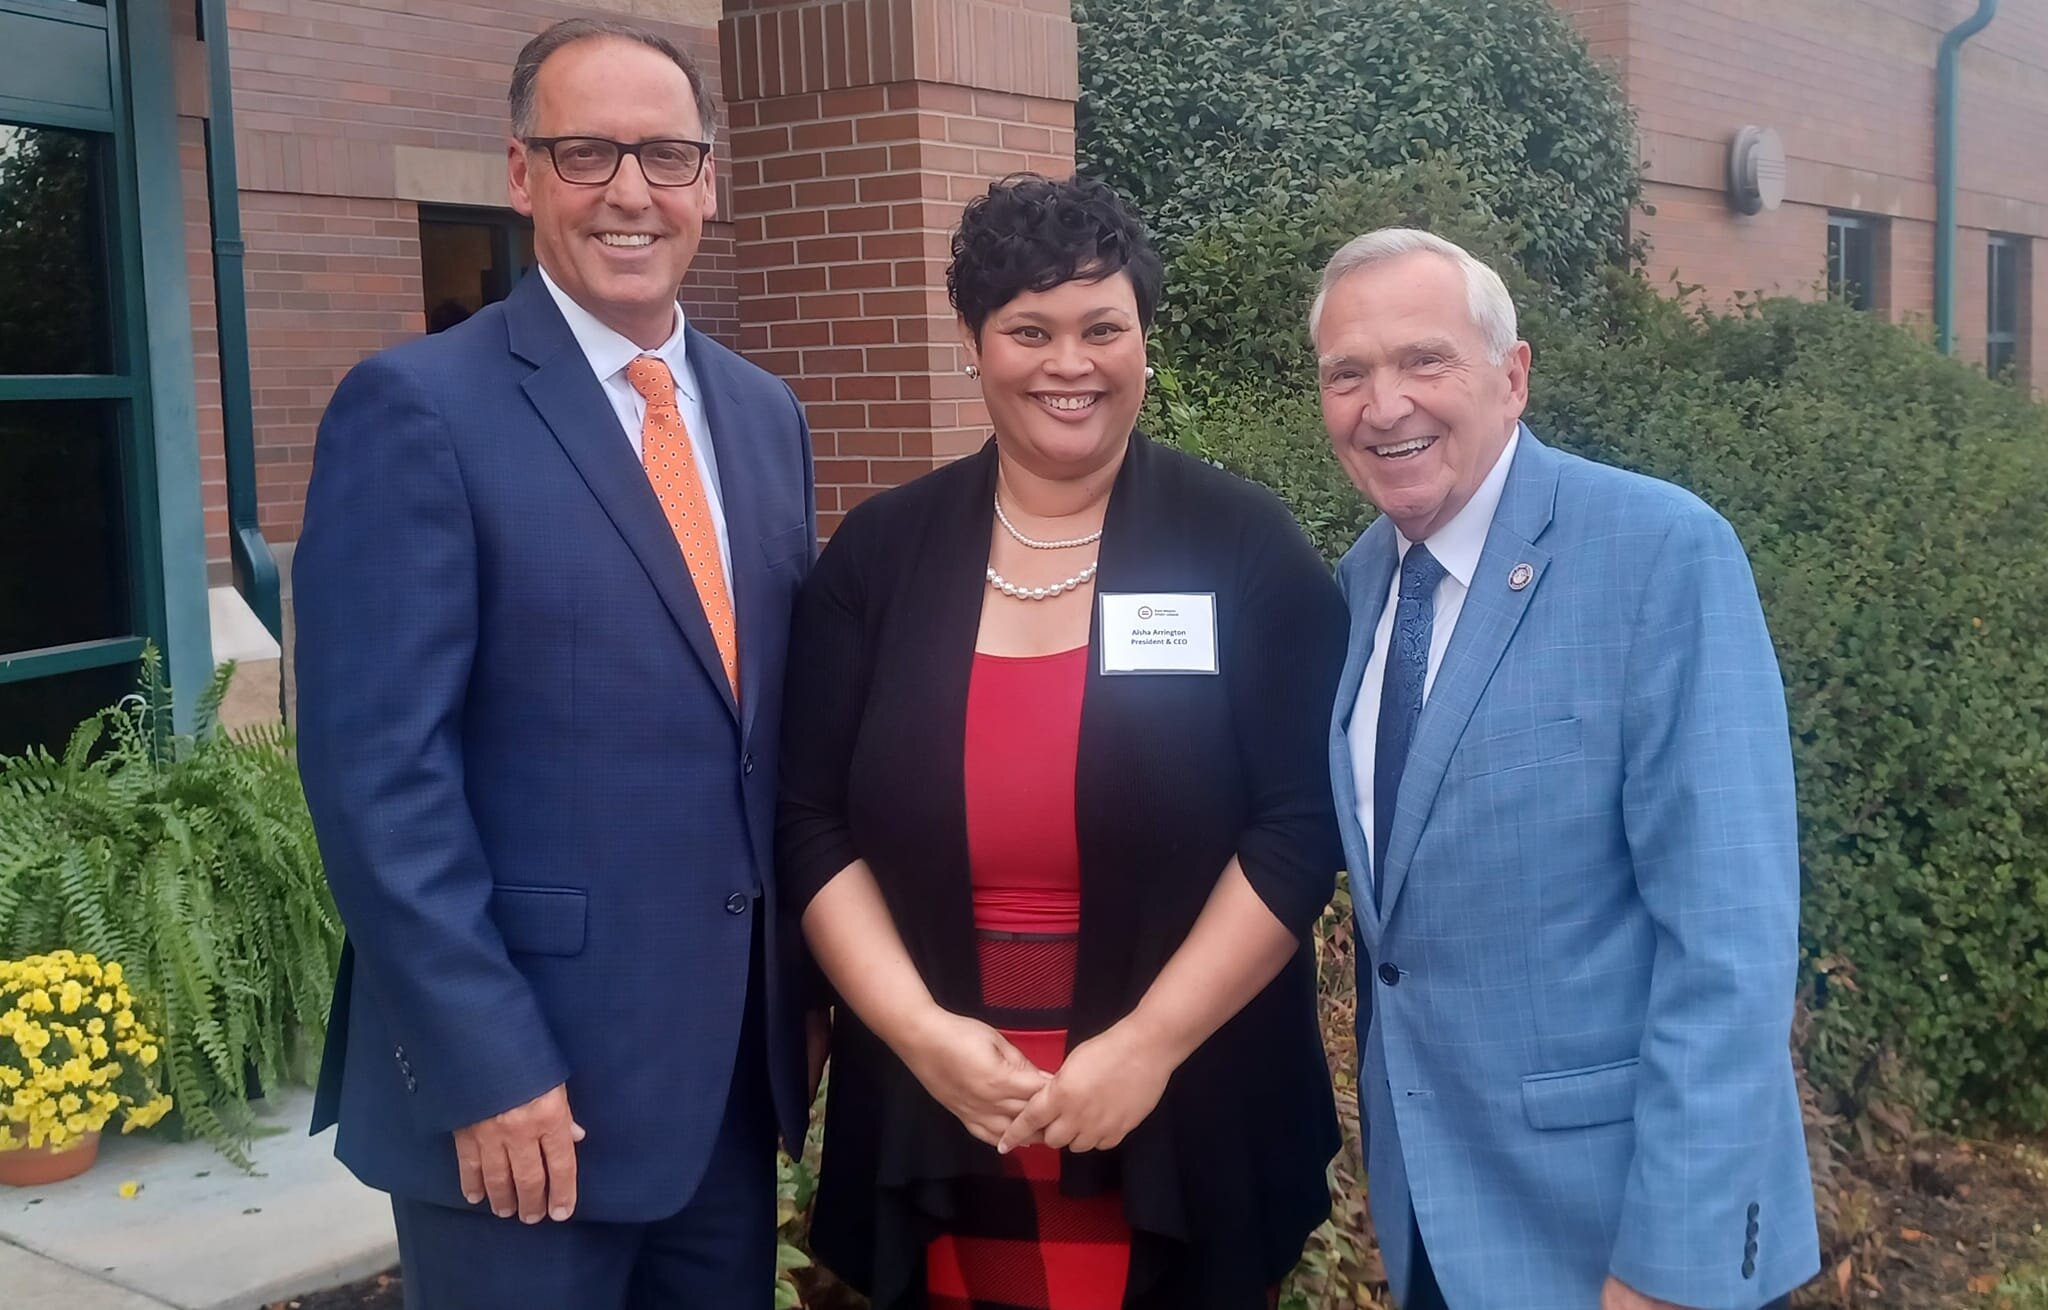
0, 0, 212, 734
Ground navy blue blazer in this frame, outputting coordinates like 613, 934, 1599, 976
296, 271, 815, 1221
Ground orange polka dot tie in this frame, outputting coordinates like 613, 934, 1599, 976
626, 355, 739, 701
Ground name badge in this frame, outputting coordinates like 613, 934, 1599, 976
1098, 593, 1220, 675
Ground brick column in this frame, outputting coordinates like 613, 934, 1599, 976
720, 0, 1079, 532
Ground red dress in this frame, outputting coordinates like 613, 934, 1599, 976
924, 646, 1133, 1310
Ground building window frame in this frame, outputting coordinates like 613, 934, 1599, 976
1986, 233, 2023, 382
1827, 212, 1880, 312
0, 0, 164, 710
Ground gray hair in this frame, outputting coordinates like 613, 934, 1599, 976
1308, 228, 1519, 364
510, 19, 716, 144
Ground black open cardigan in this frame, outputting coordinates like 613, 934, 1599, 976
778, 434, 1347, 1309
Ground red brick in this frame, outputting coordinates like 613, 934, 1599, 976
825, 204, 896, 233
793, 178, 860, 207
790, 119, 857, 151
824, 145, 893, 177
760, 152, 826, 183
801, 347, 870, 373
797, 235, 863, 263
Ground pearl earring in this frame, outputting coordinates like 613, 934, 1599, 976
964, 363, 980, 380
1144, 365, 1156, 380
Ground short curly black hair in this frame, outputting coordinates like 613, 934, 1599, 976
947, 174, 1163, 338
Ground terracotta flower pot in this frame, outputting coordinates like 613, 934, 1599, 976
0, 1131, 101, 1187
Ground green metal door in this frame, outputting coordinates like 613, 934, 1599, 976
0, 0, 166, 754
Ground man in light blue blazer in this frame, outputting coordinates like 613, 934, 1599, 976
1315, 229, 1818, 1310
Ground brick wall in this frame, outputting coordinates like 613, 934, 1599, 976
179, 119, 232, 585
1551, 0, 1630, 78
722, 0, 1079, 533
1556, 0, 2048, 385
239, 193, 424, 543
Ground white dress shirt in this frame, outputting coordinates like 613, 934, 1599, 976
1347, 424, 1523, 885
537, 267, 732, 593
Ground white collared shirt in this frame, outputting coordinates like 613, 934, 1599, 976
1347, 423, 1524, 883
537, 267, 732, 591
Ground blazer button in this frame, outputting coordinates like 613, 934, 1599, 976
1378, 963, 1402, 987
725, 892, 749, 915
742, 754, 755, 776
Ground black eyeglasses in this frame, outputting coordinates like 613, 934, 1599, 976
523, 136, 711, 187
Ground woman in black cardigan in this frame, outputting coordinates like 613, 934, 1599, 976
779, 175, 1346, 1310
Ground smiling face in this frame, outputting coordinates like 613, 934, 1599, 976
964, 271, 1149, 482
508, 36, 715, 349
1316, 250, 1530, 541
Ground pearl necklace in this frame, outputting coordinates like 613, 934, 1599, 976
986, 560, 1097, 601
993, 491, 1103, 550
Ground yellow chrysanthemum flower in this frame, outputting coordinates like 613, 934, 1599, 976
1, 952, 172, 1156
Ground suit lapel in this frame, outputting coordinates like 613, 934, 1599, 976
506, 277, 739, 724
1330, 516, 1398, 945
1378, 432, 1560, 921
692, 328, 772, 744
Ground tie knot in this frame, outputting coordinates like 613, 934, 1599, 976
625, 355, 677, 408
1399, 544, 1446, 600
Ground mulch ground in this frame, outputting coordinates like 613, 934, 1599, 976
267, 1268, 402, 1309
1808, 1133, 2048, 1309
271, 1135, 2048, 1310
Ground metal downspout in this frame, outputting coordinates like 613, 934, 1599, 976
1937, 0, 1999, 355
201, 0, 282, 638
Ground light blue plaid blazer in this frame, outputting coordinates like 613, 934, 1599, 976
1331, 428, 1819, 1310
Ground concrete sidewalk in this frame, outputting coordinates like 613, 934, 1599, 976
0, 1090, 395, 1310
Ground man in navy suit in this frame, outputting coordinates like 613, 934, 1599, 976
295, 19, 815, 1307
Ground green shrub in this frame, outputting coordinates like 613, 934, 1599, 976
1156, 162, 1532, 384
1531, 286, 2048, 1129
1075, 0, 1637, 293
1153, 261, 2048, 1129
0, 651, 340, 1164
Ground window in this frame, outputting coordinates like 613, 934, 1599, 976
0, 123, 114, 375
419, 206, 535, 333
1987, 234, 2022, 381
1827, 213, 1879, 311
0, 0, 168, 753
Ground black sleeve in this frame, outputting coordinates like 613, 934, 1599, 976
776, 516, 873, 917
1226, 496, 1349, 938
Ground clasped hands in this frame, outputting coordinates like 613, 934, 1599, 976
896, 1007, 1176, 1155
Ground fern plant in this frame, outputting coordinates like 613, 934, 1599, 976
0, 648, 340, 1165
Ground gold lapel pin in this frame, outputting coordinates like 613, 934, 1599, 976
1508, 562, 1535, 591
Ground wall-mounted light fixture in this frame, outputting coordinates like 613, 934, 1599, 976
1727, 125, 1786, 216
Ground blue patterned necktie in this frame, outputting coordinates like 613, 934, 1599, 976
1372, 544, 1446, 909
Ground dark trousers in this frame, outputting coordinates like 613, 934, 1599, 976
393, 933, 775, 1310
1400, 1225, 1792, 1310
